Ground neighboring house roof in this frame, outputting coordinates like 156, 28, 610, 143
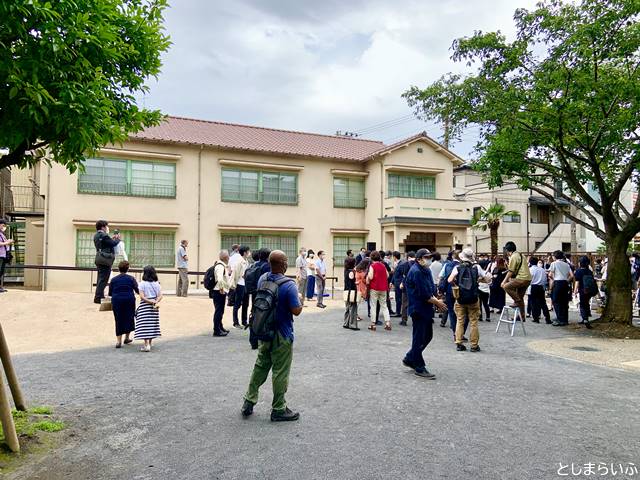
367, 131, 464, 166
130, 116, 384, 161
129, 116, 463, 164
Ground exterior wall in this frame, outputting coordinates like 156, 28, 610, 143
24, 218, 44, 289
42, 137, 469, 292
43, 142, 199, 291
363, 158, 383, 249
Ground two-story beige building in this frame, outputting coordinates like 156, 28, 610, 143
34, 116, 470, 292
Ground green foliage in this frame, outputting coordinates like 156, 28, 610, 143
0, 0, 171, 171
1, 407, 65, 442
404, 0, 640, 243
31, 420, 65, 433
29, 406, 53, 415
470, 203, 520, 231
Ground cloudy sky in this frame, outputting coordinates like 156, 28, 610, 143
143, 0, 538, 158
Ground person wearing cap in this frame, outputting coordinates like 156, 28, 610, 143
501, 241, 531, 320
447, 247, 488, 352
403, 248, 447, 378
0, 219, 15, 293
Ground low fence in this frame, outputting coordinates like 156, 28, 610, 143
9, 264, 338, 299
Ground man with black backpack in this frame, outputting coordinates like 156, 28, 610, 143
241, 250, 302, 422
573, 256, 597, 328
447, 248, 488, 352
204, 250, 230, 337
245, 248, 271, 349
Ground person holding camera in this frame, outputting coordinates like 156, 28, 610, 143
93, 220, 121, 304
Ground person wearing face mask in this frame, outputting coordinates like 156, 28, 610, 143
0, 219, 15, 293
295, 247, 308, 306
305, 249, 316, 300
93, 220, 121, 304
403, 249, 447, 378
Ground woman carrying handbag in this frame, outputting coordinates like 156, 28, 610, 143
343, 257, 360, 330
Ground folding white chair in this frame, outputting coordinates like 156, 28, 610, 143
496, 305, 526, 336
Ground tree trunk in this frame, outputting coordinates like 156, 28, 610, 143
602, 234, 633, 325
490, 227, 498, 258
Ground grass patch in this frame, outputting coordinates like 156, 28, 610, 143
1, 407, 64, 440
29, 406, 53, 415
0, 406, 66, 473
30, 420, 64, 433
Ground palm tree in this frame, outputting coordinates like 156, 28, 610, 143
470, 203, 520, 258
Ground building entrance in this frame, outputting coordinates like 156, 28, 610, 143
402, 232, 436, 253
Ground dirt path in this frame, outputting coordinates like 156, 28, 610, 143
2, 290, 342, 355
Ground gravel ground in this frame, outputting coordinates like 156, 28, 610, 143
8, 302, 640, 480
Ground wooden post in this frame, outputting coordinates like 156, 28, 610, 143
0, 323, 26, 411
0, 371, 19, 452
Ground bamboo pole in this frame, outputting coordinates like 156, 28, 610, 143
0, 323, 26, 411
0, 371, 19, 453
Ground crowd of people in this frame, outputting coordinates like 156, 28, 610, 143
88, 218, 640, 418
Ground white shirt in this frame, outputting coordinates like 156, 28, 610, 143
430, 261, 443, 283
477, 265, 490, 293
228, 252, 241, 270
231, 256, 247, 287
529, 265, 547, 286
139, 280, 161, 299
549, 260, 572, 281
114, 241, 128, 262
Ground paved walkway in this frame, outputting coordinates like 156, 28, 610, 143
9, 300, 640, 480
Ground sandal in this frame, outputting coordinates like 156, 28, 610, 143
115, 343, 121, 349
384, 323, 392, 331
124, 339, 133, 345
368, 324, 376, 331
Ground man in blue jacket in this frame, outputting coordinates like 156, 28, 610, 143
402, 249, 447, 379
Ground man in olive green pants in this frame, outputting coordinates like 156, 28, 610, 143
244, 332, 293, 413
241, 250, 302, 422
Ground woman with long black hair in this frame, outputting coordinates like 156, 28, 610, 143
135, 265, 163, 352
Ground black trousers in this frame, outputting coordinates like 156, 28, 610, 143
478, 290, 490, 319
212, 290, 226, 334
530, 284, 550, 321
94, 264, 112, 301
404, 312, 434, 370
578, 292, 591, 322
551, 280, 570, 324
233, 284, 249, 326
0, 257, 6, 286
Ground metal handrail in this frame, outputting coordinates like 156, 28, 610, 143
13, 264, 338, 298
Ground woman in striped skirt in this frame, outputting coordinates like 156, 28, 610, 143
135, 265, 163, 352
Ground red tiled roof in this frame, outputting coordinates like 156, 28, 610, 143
130, 116, 385, 161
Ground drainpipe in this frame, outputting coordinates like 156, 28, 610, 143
42, 164, 51, 291
196, 145, 203, 288
379, 159, 384, 248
